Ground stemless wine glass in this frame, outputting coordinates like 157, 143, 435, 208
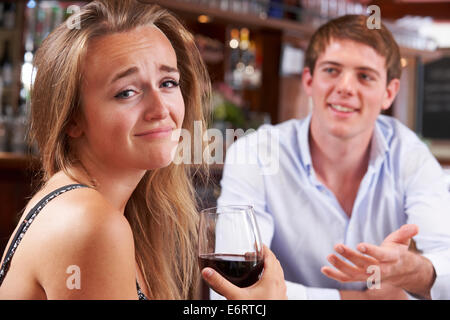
198, 205, 264, 288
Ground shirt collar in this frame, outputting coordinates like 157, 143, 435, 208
297, 113, 313, 175
368, 116, 392, 170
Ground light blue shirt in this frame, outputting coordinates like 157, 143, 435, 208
217, 114, 450, 300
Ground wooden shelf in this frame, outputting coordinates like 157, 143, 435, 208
428, 142, 450, 166
151, 0, 315, 37
0, 29, 15, 39
152, 0, 441, 56
0, 152, 38, 170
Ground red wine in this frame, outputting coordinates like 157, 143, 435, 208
199, 253, 264, 288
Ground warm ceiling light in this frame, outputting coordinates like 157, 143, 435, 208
198, 15, 211, 23
400, 57, 408, 68
229, 39, 239, 49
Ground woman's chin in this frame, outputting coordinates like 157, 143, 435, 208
141, 154, 177, 170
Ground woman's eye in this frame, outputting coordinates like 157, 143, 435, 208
161, 80, 180, 89
114, 89, 137, 99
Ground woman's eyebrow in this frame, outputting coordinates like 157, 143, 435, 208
110, 66, 139, 85
160, 64, 179, 74
109, 65, 178, 85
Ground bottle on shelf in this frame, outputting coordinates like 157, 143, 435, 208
1, 40, 13, 87
0, 3, 4, 28
0, 76, 5, 152
10, 100, 28, 154
2, 2, 16, 29
0, 103, 13, 153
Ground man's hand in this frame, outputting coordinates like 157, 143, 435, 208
321, 224, 436, 299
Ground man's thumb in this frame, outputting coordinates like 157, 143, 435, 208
384, 224, 419, 245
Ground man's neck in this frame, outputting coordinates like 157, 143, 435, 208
309, 121, 373, 190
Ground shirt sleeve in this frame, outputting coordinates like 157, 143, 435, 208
402, 142, 450, 299
217, 132, 275, 246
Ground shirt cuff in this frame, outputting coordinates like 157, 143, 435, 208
287, 280, 341, 300
285, 280, 307, 300
423, 251, 450, 300
305, 286, 341, 300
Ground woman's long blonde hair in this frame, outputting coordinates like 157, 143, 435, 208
29, 0, 211, 299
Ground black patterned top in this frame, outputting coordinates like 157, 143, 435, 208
0, 184, 148, 300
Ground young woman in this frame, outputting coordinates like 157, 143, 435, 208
0, 0, 286, 300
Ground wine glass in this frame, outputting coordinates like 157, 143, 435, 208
198, 205, 264, 288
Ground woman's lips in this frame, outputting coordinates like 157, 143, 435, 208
135, 127, 174, 139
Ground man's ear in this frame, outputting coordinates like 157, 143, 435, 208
302, 67, 314, 96
381, 78, 400, 111
66, 116, 84, 138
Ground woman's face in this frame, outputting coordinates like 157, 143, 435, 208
75, 25, 184, 171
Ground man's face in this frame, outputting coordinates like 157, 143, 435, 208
303, 39, 399, 141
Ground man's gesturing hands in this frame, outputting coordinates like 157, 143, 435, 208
322, 224, 436, 299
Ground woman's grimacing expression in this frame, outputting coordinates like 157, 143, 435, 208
303, 39, 400, 140
68, 25, 185, 171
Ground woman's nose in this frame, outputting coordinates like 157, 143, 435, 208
143, 89, 170, 121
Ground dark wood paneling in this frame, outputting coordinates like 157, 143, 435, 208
0, 156, 39, 257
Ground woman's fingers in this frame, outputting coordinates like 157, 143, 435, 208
202, 246, 287, 300
259, 245, 288, 299
201, 268, 242, 300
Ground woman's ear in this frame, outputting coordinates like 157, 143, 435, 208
66, 117, 84, 138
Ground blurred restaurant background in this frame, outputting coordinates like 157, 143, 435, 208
1, 0, 450, 254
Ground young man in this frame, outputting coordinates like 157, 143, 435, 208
215, 15, 450, 299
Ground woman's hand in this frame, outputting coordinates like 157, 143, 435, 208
201, 245, 287, 300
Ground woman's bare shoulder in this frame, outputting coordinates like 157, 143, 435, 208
26, 184, 128, 235
26, 185, 137, 299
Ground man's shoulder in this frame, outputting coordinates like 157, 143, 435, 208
376, 115, 439, 179
376, 115, 425, 150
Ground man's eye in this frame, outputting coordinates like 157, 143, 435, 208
359, 73, 373, 81
324, 67, 337, 75
161, 80, 180, 88
115, 89, 137, 99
